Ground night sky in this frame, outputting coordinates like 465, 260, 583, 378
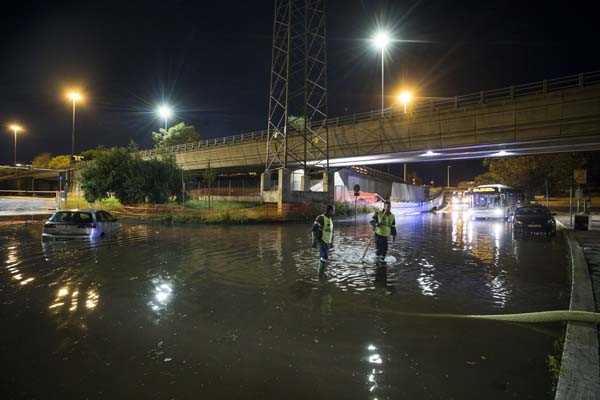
2, 0, 599, 184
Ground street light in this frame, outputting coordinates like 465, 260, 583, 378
157, 105, 173, 130
8, 124, 23, 166
372, 31, 391, 117
66, 91, 84, 160
397, 91, 413, 114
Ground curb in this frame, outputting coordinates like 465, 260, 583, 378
0, 213, 52, 222
555, 231, 600, 399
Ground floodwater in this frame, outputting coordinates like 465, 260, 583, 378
0, 212, 569, 399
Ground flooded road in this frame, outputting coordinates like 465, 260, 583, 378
0, 212, 568, 399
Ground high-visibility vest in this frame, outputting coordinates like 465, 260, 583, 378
375, 211, 395, 237
321, 215, 333, 244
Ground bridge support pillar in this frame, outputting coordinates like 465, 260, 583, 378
260, 172, 272, 192
300, 174, 310, 192
278, 168, 291, 206
322, 172, 334, 202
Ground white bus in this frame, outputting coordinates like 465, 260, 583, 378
465, 184, 524, 220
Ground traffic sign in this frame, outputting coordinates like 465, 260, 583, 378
353, 184, 360, 196
574, 169, 587, 185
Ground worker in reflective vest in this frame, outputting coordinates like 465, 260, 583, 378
312, 204, 335, 274
370, 201, 396, 263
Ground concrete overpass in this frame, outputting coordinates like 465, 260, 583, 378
140, 71, 600, 170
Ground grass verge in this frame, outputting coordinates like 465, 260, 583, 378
62, 198, 376, 225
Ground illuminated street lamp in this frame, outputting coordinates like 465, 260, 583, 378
8, 124, 23, 166
66, 91, 84, 160
157, 105, 173, 130
372, 31, 391, 117
397, 91, 413, 114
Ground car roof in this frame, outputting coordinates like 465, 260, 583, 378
54, 209, 98, 213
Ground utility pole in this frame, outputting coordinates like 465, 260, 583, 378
569, 175, 573, 227
447, 165, 451, 188
265, 0, 329, 176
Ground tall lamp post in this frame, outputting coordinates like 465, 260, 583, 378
447, 165, 451, 188
372, 32, 391, 117
8, 124, 23, 166
396, 91, 413, 180
157, 105, 173, 130
67, 91, 83, 160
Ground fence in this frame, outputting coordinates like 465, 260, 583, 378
189, 187, 260, 198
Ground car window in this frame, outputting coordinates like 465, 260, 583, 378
515, 207, 550, 216
50, 212, 71, 222
95, 212, 106, 222
51, 212, 93, 222
74, 212, 93, 223
104, 211, 116, 222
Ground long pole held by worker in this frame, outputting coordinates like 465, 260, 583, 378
361, 232, 375, 263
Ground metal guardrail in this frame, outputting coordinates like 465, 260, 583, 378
139, 70, 600, 158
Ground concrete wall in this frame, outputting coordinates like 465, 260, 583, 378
334, 168, 427, 203
260, 169, 333, 205
391, 182, 428, 202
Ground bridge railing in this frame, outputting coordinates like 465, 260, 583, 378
139, 70, 600, 158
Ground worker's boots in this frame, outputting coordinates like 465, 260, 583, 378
317, 260, 327, 276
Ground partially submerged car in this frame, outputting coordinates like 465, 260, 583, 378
512, 205, 556, 237
42, 210, 120, 239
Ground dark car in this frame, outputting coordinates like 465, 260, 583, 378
512, 205, 556, 236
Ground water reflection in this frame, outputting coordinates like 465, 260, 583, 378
4, 241, 35, 287
450, 211, 514, 307
48, 285, 100, 312
365, 343, 385, 397
416, 258, 440, 297
148, 276, 174, 317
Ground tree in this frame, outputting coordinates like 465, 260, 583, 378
48, 155, 72, 169
202, 161, 217, 210
475, 153, 588, 196
288, 115, 306, 131
406, 170, 422, 185
140, 156, 182, 203
31, 152, 53, 168
80, 147, 182, 204
152, 122, 201, 148
80, 145, 109, 161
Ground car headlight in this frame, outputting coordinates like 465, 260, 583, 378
514, 220, 524, 225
